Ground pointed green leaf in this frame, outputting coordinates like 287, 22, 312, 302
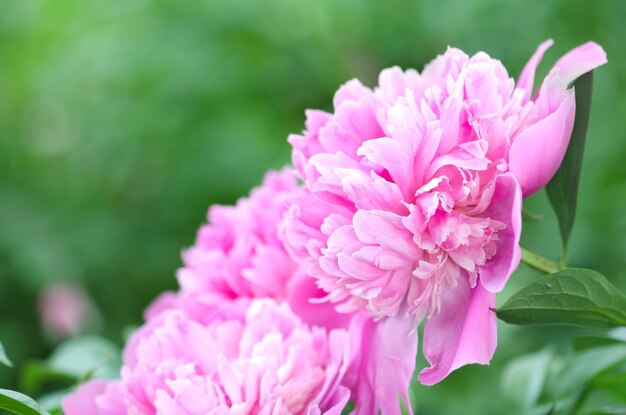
0, 389, 51, 415
0, 340, 13, 368
546, 71, 594, 251
496, 268, 626, 328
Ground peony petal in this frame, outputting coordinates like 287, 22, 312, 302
419, 280, 496, 385
372, 314, 417, 415
62, 380, 109, 415
552, 41, 607, 85
479, 174, 522, 293
508, 88, 575, 196
517, 39, 554, 102
347, 313, 417, 415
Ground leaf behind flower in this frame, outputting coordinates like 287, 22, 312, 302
546, 71, 594, 253
495, 268, 626, 328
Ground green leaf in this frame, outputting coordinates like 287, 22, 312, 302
20, 336, 121, 397
594, 372, 626, 403
20, 362, 77, 397
546, 71, 594, 251
573, 328, 626, 351
496, 268, 626, 328
501, 348, 559, 409
46, 336, 121, 380
37, 389, 71, 414
0, 340, 13, 368
548, 344, 626, 397
0, 389, 51, 415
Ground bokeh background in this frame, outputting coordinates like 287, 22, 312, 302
0, 0, 624, 413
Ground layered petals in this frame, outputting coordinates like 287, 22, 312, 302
63, 299, 352, 415
478, 174, 522, 292
285, 39, 606, 386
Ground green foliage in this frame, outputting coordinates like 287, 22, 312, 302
496, 269, 626, 328
21, 336, 120, 397
501, 337, 626, 414
0, 340, 13, 368
572, 328, 626, 351
501, 348, 558, 411
546, 71, 595, 253
0, 389, 50, 415
549, 344, 626, 397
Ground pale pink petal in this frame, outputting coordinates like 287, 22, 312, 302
479, 174, 522, 292
62, 380, 110, 415
346, 313, 417, 415
419, 280, 496, 385
552, 41, 607, 85
341, 170, 405, 214
371, 314, 416, 415
508, 88, 575, 196
517, 39, 554, 101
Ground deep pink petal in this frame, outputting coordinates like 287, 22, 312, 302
418, 281, 496, 385
517, 39, 554, 102
479, 174, 522, 292
286, 272, 352, 329
552, 41, 607, 85
508, 89, 575, 196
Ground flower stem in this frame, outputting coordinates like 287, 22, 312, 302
520, 247, 562, 275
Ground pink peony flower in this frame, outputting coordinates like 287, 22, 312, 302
64, 169, 416, 415
173, 168, 353, 331
285, 40, 606, 384
63, 298, 351, 415
177, 169, 299, 300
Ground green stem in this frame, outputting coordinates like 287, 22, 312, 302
521, 248, 562, 275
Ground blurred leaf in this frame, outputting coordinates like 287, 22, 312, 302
501, 348, 558, 410
121, 325, 139, 343
0, 389, 51, 415
496, 269, 626, 328
546, 71, 594, 251
594, 372, 626, 403
20, 337, 120, 397
583, 410, 626, 415
37, 389, 70, 414
0, 339, 13, 368
522, 206, 545, 221
20, 362, 76, 397
549, 344, 626, 397
573, 328, 626, 351
46, 336, 121, 380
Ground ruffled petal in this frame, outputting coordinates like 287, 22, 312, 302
479, 174, 522, 292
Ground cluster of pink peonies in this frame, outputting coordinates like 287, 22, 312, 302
63, 40, 606, 414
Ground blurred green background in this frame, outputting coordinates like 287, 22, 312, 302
0, 0, 624, 413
